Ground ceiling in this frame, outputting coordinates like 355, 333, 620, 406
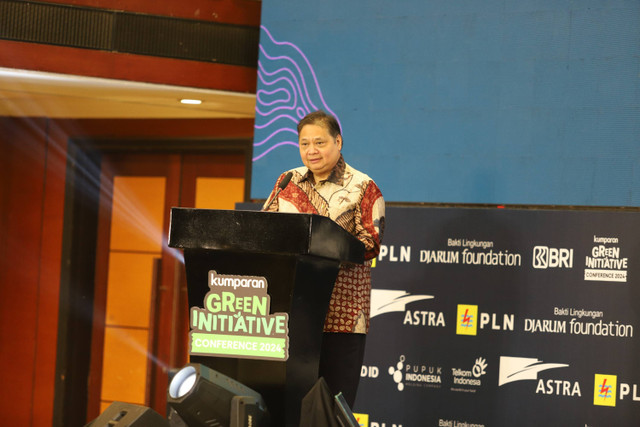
0, 67, 256, 119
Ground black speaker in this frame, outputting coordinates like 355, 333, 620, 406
85, 401, 169, 427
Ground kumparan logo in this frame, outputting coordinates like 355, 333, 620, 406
594, 374, 617, 407
353, 413, 369, 427
456, 304, 478, 335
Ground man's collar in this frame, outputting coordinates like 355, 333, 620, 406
301, 154, 346, 186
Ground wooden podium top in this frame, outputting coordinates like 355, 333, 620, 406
168, 207, 364, 264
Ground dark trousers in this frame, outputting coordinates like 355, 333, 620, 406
318, 332, 367, 408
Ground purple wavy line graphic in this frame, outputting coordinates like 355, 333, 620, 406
258, 48, 313, 114
257, 88, 291, 107
254, 114, 298, 130
253, 26, 341, 162
254, 128, 298, 147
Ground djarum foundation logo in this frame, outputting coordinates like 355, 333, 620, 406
593, 374, 617, 407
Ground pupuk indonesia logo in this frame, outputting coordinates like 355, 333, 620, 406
388, 355, 406, 391
388, 355, 442, 391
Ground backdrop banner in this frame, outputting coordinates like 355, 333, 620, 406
354, 206, 640, 427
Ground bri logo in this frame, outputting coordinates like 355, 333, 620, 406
456, 305, 478, 335
532, 246, 574, 269
593, 374, 617, 407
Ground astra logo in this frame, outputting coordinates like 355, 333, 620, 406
594, 374, 617, 407
532, 246, 574, 269
498, 356, 568, 386
370, 289, 433, 319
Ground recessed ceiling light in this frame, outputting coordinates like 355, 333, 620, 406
180, 98, 202, 105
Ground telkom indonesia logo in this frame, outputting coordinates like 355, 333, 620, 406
370, 289, 433, 318
473, 358, 488, 377
498, 356, 568, 386
593, 374, 617, 407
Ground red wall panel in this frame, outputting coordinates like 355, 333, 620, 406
0, 40, 258, 93
39, 0, 261, 26
32, 124, 68, 427
0, 118, 49, 426
68, 118, 256, 138
0, 116, 254, 425
0, 0, 261, 92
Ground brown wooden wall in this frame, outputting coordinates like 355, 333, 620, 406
0, 1, 260, 423
0, 118, 66, 427
0, 117, 255, 425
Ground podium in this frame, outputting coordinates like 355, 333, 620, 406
168, 208, 365, 426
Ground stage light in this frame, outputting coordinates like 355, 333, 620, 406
85, 401, 169, 426
171, 365, 198, 398
167, 363, 269, 427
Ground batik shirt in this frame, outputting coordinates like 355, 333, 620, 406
264, 155, 385, 333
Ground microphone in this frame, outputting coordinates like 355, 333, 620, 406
263, 172, 293, 211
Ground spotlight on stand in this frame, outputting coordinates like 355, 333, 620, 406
167, 363, 269, 427
85, 401, 169, 426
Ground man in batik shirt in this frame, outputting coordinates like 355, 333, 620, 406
264, 110, 385, 407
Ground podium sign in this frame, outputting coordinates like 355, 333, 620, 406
189, 270, 290, 361
168, 208, 364, 426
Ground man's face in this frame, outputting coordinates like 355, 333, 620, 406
298, 123, 342, 181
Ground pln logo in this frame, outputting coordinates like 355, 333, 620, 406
532, 246, 573, 269
456, 304, 478, 335
352, 413, 369, 427
594, 374, 617, 407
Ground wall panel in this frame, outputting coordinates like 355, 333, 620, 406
0, 0, 260, 92
0, 116, 254, 425
0, 118, 48, 426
